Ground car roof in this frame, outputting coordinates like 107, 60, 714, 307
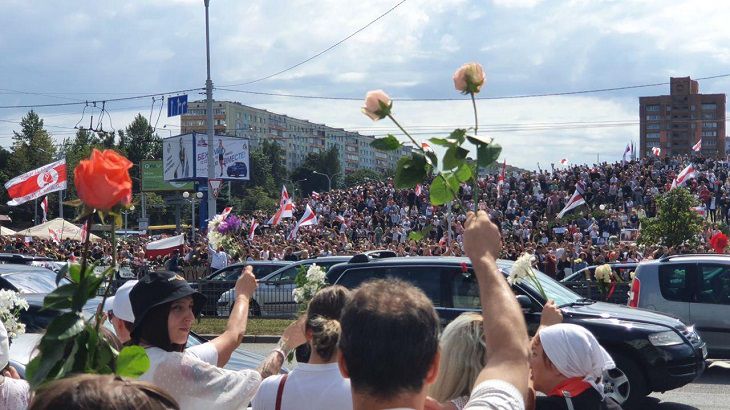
259, 256, 353, 280
327, 255, 515, 273
643, 254, 730, 264
0, 264, 55, 274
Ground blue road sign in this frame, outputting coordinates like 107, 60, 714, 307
167, 95, 188, 117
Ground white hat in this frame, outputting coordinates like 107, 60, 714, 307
0, 321, 9, 369
106, 280, 138, 323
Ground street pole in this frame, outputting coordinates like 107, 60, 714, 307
204, 0, 216, 220
124, 211, 128, 232
191, 197, 196, 243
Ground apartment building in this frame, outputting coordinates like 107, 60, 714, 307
179, 100, 411, 174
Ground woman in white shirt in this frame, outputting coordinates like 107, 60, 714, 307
129, 271, 302, 410
252, 285, 353, 410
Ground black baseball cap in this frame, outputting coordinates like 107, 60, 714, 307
129, 271, 207, 330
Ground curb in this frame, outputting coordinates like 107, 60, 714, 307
199, 334, 280, 343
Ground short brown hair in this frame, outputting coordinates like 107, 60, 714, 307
29, 374, 179, 410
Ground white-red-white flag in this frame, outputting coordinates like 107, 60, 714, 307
421, 141, 433, 152
248, 218, 258, 241
288, 204, 317, 240
557, 191, 586, 218
497, 159, 506, 199
48, 228, 60, 243
311, 191, 321, 200
559, 158, 569, 165
622, 144, 631, 162
671, 164, 696, 190
5, 159, 67, 206
40, 196, 48, 222
280, 186, 293, 218
221, 207, 233, 219
80, 220, 88, 240
692, 139, 702, 152
651, 147, 661, 157
415, 184, 422, 197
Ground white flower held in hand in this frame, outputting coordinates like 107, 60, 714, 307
509, 253, 536, 285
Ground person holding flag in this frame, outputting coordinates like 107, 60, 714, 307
288, 204, 317, 240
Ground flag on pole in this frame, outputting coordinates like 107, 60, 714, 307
40, 196, 48, 223
48, 228, 60, 244
311, 191, 321, 200
266, 186, 294, 225
415, 184, 422, 197
221, 207, 233, 219
622, 144, 631, 163
80, 220, 88, 241
288, 204, 317, 240
497, 159, 506, 199
692, 139, 702, 152
4, 159, 67, 206
421, 141, 433, 152
248, 219, 258, 241
671, 164, 696, 190
559, 158, 569, 165
651, 147, 661, 157
557, 190, 587, 218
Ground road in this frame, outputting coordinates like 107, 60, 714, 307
241, 343, 730, 409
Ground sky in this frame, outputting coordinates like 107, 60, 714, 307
1, 0, 730, 170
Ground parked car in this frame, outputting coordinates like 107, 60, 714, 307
629, 254, 730, 359
195, 261, 292, 315
325, 254, 706, 408
226, 162, 248, 178
0, 264, 70, 294
216, 256, 352, 317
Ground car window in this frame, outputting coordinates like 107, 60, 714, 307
253, 265, 284, 279
210, 266, 241, 281
273, 267, 300, 283
450, 268, 480, 309
658, 264, 693, 302
336, 266, 443, 306
697, 264, 730, 305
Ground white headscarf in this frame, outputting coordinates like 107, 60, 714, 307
539, 323, 615, 396
0, 320, 9, 369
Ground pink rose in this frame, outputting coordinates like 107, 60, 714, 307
453, 63, 486, 94
362, 89, 392, 121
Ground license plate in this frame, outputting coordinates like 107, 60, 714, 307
701, 345, 708, 359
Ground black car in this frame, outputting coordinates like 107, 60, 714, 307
0, 264, 71, 294
195, 261, 291, 315
227, 162, 248, 178
326, 255, 707, 408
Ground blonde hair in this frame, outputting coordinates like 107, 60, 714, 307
306, 285, 351, 361
429, 312, 487, 402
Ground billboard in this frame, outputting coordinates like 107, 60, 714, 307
163, 133, 250, 181
141, 160, 194, 192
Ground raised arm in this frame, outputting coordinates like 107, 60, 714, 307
463, 210, 529, 398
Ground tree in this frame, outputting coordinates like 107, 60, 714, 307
261, 140, 287, 188
638, 188, 704, 248
345, 169, 381, 187
290, 146, 342, 193
118, 114, 162, 192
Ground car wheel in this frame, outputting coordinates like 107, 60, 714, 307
603, 351, 647, 409
249, 299, 262, 317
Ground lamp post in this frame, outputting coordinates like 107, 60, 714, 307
312, 171, 331, 192
295, 178, 307, 197
183, 191, 204, 242
204, 0, 216, 221
122, 205, 136, 233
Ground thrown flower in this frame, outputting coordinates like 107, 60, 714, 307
362, 90, 392, 121
453, 63, 486, 95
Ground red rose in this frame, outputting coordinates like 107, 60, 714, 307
74, 149, 133, 211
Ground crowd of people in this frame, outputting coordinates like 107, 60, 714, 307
2, 155, 727, 282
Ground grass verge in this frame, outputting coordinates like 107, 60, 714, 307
193, 317, 292, 336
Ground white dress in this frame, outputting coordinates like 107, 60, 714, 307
139, 347, 261, 410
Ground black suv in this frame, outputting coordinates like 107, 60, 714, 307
326, 255, 707, 408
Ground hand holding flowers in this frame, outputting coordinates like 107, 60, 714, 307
508, 253, 548, 300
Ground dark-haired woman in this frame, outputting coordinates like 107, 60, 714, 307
129, 271, 303, 410
252, 285, 353, 410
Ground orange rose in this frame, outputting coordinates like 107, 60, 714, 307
74, 149, 133, 211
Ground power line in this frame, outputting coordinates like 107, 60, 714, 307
219, 0, 407, 87
0, 87, 204, 110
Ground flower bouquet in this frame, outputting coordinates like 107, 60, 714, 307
292, 264, 327, 312
594, 264, 623, 301
0, 289, 28, 340
208, 213, 245, 259
508, 253, 547, 300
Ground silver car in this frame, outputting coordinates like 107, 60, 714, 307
630, 254, 730, 358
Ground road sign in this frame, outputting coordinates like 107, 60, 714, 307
209, 179, 223, 199
167, 95, 188, 117
138, 217, 149, 230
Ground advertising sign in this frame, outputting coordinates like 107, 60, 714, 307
162, 133, 250, 181
142, 160, 194, 191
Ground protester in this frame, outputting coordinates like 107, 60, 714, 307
0, 321, 30, 409
28, 374, 179, 410
252, 285, 353, 410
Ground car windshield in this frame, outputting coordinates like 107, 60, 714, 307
519, 270, 582, 306
3, 270, 71, 293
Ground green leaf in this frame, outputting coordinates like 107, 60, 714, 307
55, 263, 69, 285
26, 338, 70, 387
394, 154, 428, 189
69, 263, 82, 283
116, 346, 151, 378
449, 129, 467, 145
46, 313, 85, 340
408, 231, 424, 242
466, 135, 492, 146
43, 284, 76, 310
429, 137, 455, 147
443, 146, 469, 170
425, 151, 438, 168
477, 143, 502, 167
455, 162, 473, 183
370, 134, 402, 151
430, 176, 455, 206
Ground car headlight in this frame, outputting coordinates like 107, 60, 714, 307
648, 330, 683, 346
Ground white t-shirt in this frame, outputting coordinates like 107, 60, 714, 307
139, 346, 261, 410
251, 362, 352, 410
463, 380, 524, 410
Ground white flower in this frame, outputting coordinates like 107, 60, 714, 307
0, 290, 27, 339
595, 264, 613, 283
305, 264, 326, 284
509, 253, 535, 285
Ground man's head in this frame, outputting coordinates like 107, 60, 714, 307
338, 279, 440, 401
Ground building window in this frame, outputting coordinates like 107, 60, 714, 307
702, 103, 717, 110
702, 130, 717, 137
646, 105, 660, 112
704, 122, 718, 128
646, 115, 660, 120
646, 132, 660, 140
702, 112, 716, 120
647, 124, 660, 130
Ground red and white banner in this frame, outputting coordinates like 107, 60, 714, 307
48, 228, 60, 243
311, 191, 321, 200
221, 206, 233, 219
497, 159, 506, 199
288, 204, 317, 240
651, 147, 661, 157
692, 139, 702, 152
145, 234, 185, 258
559, 158, 569, 165
248, 218, 258, 241
557, 191, 586, 218
5, 159, 67, 206
40, 196, 48, 222
671, 164, 696, 190
267, 186, 294, 225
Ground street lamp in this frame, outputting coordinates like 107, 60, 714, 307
312, 171, 331, 192
122, 206, 136, 233
183, 191, 204, 242
294, 178, 307, 197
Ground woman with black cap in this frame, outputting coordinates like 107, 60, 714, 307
129, 270, 304, 410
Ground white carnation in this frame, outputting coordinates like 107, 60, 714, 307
509, 253, 535, 285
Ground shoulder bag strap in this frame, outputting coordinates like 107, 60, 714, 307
274, 373, 289, 410
562, 390, 575, 410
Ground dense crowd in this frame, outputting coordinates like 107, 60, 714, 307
2, 155, 728, 280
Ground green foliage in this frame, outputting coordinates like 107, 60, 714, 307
394, 154, 428, 189
637, 188, 704, 248
345, 169, 382, 187
118, 115, 162, 192
370, 134, 402, 151
116, 346, 151, 378
291, 146, 342, 192
231, 186, 278, 213
261, 140, 287, 188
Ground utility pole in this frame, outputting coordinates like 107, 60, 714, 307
204, 0, 216, 220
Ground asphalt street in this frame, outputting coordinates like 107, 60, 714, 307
242, 343, 730, 409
